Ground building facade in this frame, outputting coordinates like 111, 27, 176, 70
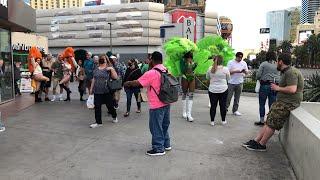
0, 0, 35, 104
289, 7, 301, 42
267, 10, 291, 43
122, 0, 206, 14
301, 0, 320, 24
30, 0, 83, 9
36, 2, 164, 60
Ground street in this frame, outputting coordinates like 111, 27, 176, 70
0, 86, 295, 180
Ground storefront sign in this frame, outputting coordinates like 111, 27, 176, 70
12, 43, 45, 53
171, 10, 197, 42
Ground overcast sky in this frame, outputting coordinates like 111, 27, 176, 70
86, 0, 301, 51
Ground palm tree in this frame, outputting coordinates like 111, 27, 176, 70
306, 34, 320, 66
293, 44, 309, 67
278, 40, 293, 53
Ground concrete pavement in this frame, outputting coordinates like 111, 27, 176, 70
0, 87, 295, 180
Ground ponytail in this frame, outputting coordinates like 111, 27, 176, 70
211, 55, 223, 73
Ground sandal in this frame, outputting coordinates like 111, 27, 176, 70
124, 112, 130, 117
136, 110, 141, 113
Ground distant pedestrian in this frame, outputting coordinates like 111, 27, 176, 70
41, 54, 55, 101
255, 51, 280, 126
123, 59, 142, 117
226, 52, 248, 116
124, 51, 171, 156
14, 61, 22, 96
51, 54, 64, 101
76, 59, 86, 101
89, 55, 118, 128
84, 52, 95, 94
206, 55, 230, 126
109, 55, 125, 109
243, 53, 304, 151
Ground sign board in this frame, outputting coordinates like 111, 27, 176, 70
260, 28, 270, 34
171, 9, 197, 42
183, 18, 195, 42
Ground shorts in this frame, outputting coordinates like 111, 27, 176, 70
52, 78, 61, 89
42, 71, 52, 88
85, 78, 93, 88
266, 101, 298, 130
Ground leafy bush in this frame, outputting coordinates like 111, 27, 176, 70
303, 72, 320, 102
243, 81, 256, 93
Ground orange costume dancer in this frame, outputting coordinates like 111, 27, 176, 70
59, 47, 78, 101
28, 47, 49, 102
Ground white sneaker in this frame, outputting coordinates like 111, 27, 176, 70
0, 126, 5, 132
222, 121, 227, 125
112, 118, 118, 123
59, 95, 64, 101
90, 123, 102, 128
51, 95, 56, 102
210, 121, 215, 126
165, 146, 172, 151
233, 111, 242, 116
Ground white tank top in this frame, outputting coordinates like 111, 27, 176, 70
33, 63, 42, 75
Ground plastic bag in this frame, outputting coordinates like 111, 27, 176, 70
86, 95, 94, 109
255, 80, 260, 93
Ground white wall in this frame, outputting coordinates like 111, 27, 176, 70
280, 102, 320, 180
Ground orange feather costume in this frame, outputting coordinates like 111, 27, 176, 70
63, 47, 76, 71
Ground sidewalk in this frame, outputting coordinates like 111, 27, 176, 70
0, 93, 34, 120
0, 88, 295, 179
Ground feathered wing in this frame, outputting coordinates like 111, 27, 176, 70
163, 37, 197, 77
193, 35, 235, 75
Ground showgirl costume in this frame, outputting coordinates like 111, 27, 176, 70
59, 47, 78, 101
164, 35, 235, 122
28, 47, 50, 102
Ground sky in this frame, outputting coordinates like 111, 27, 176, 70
86, 0, 302, 51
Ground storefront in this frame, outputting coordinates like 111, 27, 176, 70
12, 32, 48, 93
0, 0, 35, 104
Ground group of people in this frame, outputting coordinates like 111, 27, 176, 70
205, 51, 304, 152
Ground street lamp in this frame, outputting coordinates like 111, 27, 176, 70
108, 22, 112, 52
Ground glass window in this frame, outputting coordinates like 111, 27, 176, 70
0, 28, 14, 103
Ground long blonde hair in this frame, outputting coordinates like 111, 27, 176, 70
211, 55, 223, 73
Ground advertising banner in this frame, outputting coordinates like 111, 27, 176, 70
172, 10, 197, 42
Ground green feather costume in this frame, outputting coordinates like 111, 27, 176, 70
163, 36, 235, 77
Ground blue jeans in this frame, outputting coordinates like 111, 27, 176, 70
259, 84, 277, 120
125, 88, 141, 112
149, 105, 171, 152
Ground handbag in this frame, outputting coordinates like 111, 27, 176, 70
255, 80, 260, 93
106, 71, 122, 91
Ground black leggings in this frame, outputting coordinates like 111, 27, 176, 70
208, 90, 228, 122
94, 93, 117, 124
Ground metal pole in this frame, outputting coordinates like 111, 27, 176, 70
108, 23, 112, 52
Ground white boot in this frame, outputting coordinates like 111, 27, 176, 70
187, 100, 194, 122
182, 100, 187, 119
51, 95, 56, 102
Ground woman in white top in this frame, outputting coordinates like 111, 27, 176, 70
31, 57, 50, 102
206, 55, 230, 126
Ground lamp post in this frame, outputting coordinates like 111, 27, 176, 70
108, 22, 112, 52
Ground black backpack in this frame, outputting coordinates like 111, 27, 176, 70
151, 68, 179, 104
